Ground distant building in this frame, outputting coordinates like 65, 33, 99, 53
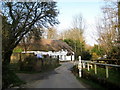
22, 49, 74, 61
20, 39, 75, 61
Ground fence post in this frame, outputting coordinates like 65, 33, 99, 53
106, 66, 109, 78
94, 64, 97, 74
83, 61, 85, 68
90, 64, 93, 69
78, 56, 82, 77
87, 63, 90, 71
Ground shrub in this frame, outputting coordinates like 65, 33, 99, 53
81, 51, 92, 60
19, 55, 60, 72
20, 55, 39, 71
2, 64, 25, 89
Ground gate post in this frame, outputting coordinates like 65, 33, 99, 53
87, 63, 90, 71
78, 56, 82, 77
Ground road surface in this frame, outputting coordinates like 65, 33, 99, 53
21, 62, 86, 88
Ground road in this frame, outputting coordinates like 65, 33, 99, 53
21, 62, 86, 88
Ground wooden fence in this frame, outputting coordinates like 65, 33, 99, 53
75, 56, 120, 78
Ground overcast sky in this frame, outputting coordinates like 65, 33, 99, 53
55, 0, 105, 46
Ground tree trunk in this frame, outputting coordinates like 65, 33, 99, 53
2, 49, 14, 89
2, 50, 13, 65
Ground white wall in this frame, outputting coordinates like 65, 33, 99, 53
22, 49, 75, 61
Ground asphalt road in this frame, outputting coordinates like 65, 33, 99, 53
22, 62, 86, 88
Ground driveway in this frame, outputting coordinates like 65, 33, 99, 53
18, 62, 86, 88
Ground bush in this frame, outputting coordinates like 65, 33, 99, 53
20, 55, 39, 71
2, 64, 25, 89
81, 51, 92, 60
18, 55, 60, 72
108, 46, 120, 60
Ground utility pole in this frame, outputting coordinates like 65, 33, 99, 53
74, 40, 77, 60
118, 1, 120, 44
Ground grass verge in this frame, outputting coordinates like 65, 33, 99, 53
71, 65, 120, 89
76, 75, 105, 89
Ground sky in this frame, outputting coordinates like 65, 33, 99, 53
55, 0, 105, 46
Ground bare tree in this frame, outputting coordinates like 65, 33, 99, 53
20, 27, 44, 51
59, 14, 85, 42
96, 1, 118, 55
59, 14, 86, 59
47, 27, 57, 39
72, 14, 85, 32
2, 2, 59, 65
2, 2, 59, 88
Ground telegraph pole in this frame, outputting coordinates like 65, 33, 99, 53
118, 1, 120, 44
118, 0, 120, 43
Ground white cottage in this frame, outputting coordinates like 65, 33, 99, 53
20, 39, 75, 61
22, 49, 75, 61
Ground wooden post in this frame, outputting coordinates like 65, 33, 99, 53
94, 64, 97, 74
90, 64, 93, 69
87, 63, 90, 71
78, 56, 82, 77
83, 61, 85, 68
106, 66, 109, 78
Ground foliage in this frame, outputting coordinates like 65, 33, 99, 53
90, 45, 105, 60
63, 39, 76, 51
20, 55, 38, 71
18, 55, 59, 72
81, 50, 92, 60
63, 39, 91, 60
2, 64, 25, 89
91, 45, 105, 56
63, 39, 85, 59
13, 48, 23, 53
91, 52, 99, 60
107, 46, 120, 59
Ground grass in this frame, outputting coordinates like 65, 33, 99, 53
107, 68, 120, 85
76, 76, 106, 89
83, 67, 120, 87
71, 65, 120, 89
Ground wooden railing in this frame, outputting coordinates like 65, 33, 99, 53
74, 56, 120, 78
